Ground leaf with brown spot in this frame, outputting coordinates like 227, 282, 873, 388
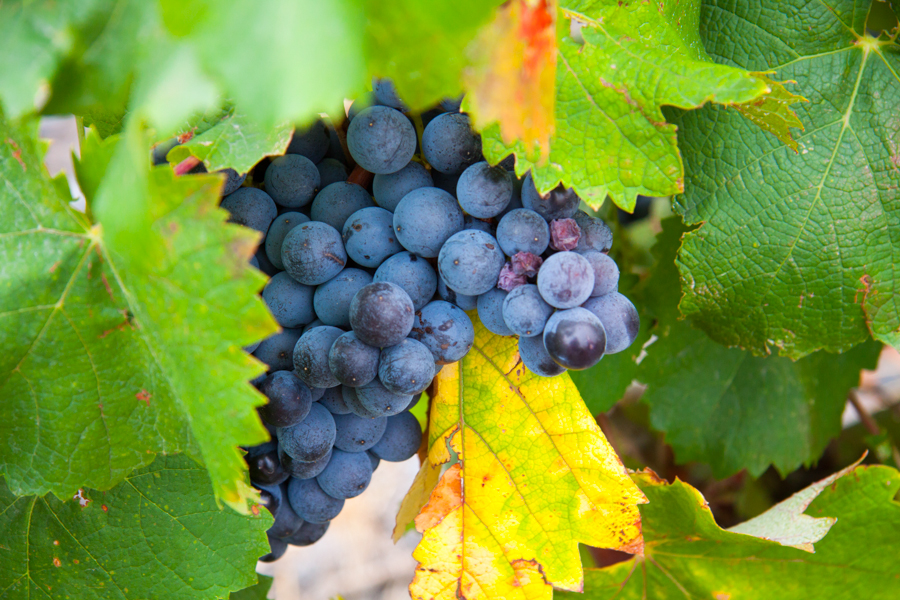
408, 320, 645, 600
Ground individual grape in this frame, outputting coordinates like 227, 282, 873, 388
254, 328, 303, 371
373, 78, 407, 110
247, 449, 290, 486
342, 207, 403, 268
378, 338, 435, 395
573, 210, 613, 253
537, 252, 595, 309
263, 272, 316, 328
542, 307, 606, 370
265, 212, 310, 270
280, 446, 332, 480
310, 182, 375, 231
432, 170, 462, 198
456, 161, 513, 218
349, 282, 415, 348
580, 250, 619, 297
477, 288, 512, 336
256, 482, 283, 516
411, 301, 474, 364
309, 386, 326, 402
347, 91, 377, 121
501, 284, 553, 337
392, 187, 464, 257
617, 195, 653, 225
346, 106, 416, 174
313, 268, 373, 327
369, 411, 422, 462
258, 370, 313, 427
151, 138, 179, 166
221, 188, 277, 234
499, 178, 524, 217
277, 403, 336, 462
519, 334, 566, 377
260, 534, 288, 562
581, 292, 640, 354
267, 484, 305, 538
464, 215, 493, 234
283, 521, 329, 546
437, 277, 477, 311
422, 113, 482, 174
255, 245, 280, 276
496, 209, 550, 257
287, 477, 344, 523
549, 218, 581, 251
438, 230, 506, 296
220, 168, 247, 195
302, 317, 326, 331
356, 379, 412, 417
328, 331, 380, 388
244, 438, 278, 458
282, 221, 347, 285
342, 386, 381, 419
318, 385, 351, 414
316, 158, 348, 187
372, 162, 433, 212
440, 95, 464, 112
317, 449, 374, 499
287, 120, 330, 163
264, 154, 320, 208
374, 251, 438, 311
521, 173, 580, 221
367, 451, 381, 471
293, 326, 344, 389
332, 412, 387, 452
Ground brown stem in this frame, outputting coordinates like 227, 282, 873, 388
347, 164, 374, 189
849, 389, 880, 435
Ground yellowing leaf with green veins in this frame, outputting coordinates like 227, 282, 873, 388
0, 116, 277, 511
465, 0, 558, 158
408, 321, 645, 600
481, 0, 773, 211
564, 465, 900, 600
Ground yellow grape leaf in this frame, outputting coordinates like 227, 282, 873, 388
731, 73, 808, 152
408, 321, 646, 600
464, 0, 557, 158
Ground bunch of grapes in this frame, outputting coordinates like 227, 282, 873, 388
205, 81, 638, 561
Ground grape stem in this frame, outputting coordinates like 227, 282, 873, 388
174, 156, 201, 176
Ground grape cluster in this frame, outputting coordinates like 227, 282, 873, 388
214, 82, 638, 560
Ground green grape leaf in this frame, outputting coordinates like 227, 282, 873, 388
0, 115, 277, 509
564, 465, 900, 600
166, 107, 294, 174
634, 218, 881, 477
0, 1, 498, 135
481, 0, 772, 211
228, 575, 273, 600
0, 455, 270, 600
673, 0, 900, 357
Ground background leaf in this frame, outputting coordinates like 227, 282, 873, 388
566, 465, 900, 599
638, 218, 881, 477
673, 0, 900, 357
409, 321, 645, 599
0, 455, 270, 600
